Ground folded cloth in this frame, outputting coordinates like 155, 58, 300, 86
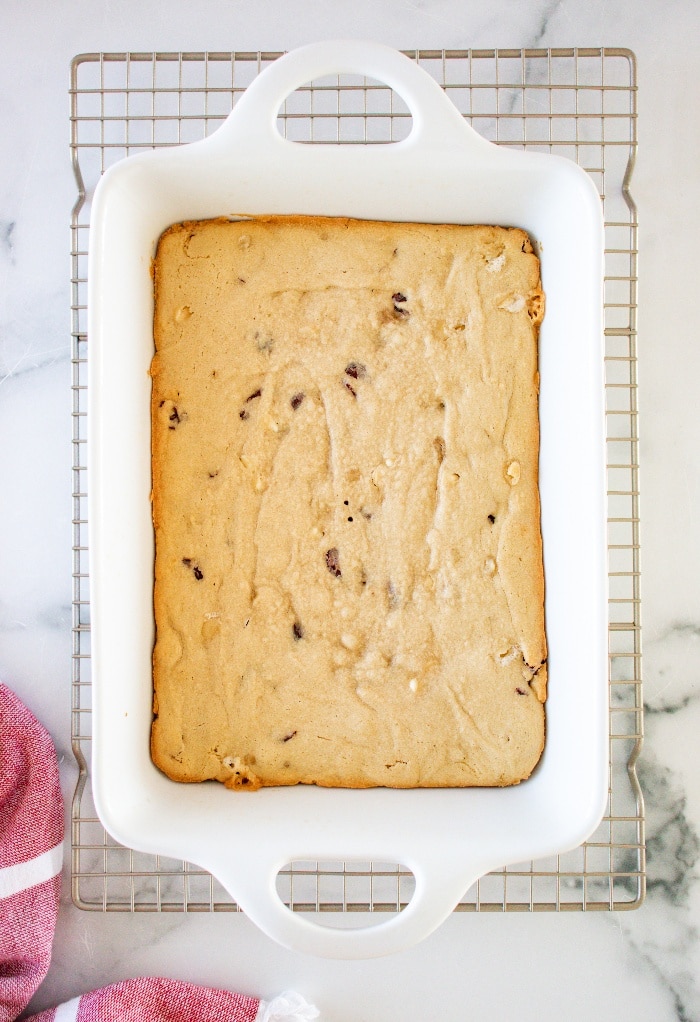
0, 683, 63, 1022
25, 980, 318, 1021
0, 684, 318, 1022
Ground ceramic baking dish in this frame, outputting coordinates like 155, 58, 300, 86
88, 39, 608, 959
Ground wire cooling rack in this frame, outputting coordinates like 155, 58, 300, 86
70, 48, 643, 914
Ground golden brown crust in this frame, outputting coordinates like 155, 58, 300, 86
150, 215, 546, 789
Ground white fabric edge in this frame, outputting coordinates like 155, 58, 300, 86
0, 841, 63, 900
256, 990, 320, 1022
52, 995, 81, 1022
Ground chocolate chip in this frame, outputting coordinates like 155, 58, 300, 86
182, 558, 204, 580
391, 294, 409, 316
283, 730, 297, 742
343, 380, 357, 398
325, 548, 341, 577
168, 406, 183, 430
293, 621, 303, 641
488, 514, 496, 524
255, 332, 274, 353
291, 392, 305, 410
343, 500, 349, 506
516, 687, 527, 695
345, 362, 367, 379
239, 409, 249, 420
246, 389, 262, 402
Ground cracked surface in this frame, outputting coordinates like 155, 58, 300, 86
150, 216, 547, 789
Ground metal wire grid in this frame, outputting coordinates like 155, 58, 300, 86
70, 48, 643, 914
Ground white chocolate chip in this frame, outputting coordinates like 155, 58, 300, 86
409, 678, 418, 693
341, 633, 358, 650
238, 234, 251, 249
499, 294, 526, 313
498, 645, 520, 664
505, 460, 521, 485
486, 252, 506, 273
484, 556, 497, 576
201, 617, 220, 641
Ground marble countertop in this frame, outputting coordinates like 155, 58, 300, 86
2, 0, 699, 1019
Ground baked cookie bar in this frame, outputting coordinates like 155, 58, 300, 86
150, 216, 546, 789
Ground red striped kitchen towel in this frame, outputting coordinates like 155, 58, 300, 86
0, 684, 318, 1022
26, 981, 318, 1022
0, 683, 63, 1022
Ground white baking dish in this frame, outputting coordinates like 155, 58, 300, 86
88, 39, 608, 959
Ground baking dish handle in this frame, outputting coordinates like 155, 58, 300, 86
206, 39, 491, 156
205, 847, 481, 960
